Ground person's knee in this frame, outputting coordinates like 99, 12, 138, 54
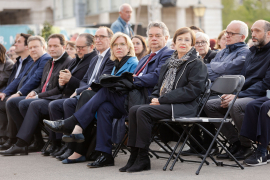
6, 97, 17, 110
63, 98, 75, 109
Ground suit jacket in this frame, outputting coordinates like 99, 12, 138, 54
0, 58, 14, 92
34, 52, 73, 100
76, 50, 114, 95
133, 46, 174, 95
3, 53, 51, 96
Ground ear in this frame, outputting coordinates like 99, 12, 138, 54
267, 31, 270, 38
164, 36, 169, 43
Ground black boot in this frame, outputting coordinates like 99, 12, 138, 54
119, 147, 139, 172
126, 148, 151, 173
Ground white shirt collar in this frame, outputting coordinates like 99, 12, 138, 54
98, 48, 110, 57
53, 52, 65, 62
150, 46, 166, 55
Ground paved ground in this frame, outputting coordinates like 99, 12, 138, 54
0, 147, 268, 180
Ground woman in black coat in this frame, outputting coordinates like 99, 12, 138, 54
120, 27, 208, 173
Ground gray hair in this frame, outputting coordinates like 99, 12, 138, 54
77, 33, 95, 46
264, 20, 270, 32
146, 21, 170, 39
196, 32, 210, 45
228, 20, 249, 40
119, 3, 132, 12
27, 36, 47, 49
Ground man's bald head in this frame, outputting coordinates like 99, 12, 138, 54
251, 20, 270, 47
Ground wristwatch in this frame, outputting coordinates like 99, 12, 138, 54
16, 91, 23, 96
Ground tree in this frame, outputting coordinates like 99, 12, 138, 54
41, 21, 53, 41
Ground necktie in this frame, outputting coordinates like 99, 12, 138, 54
88, 55, 103, 84
135, 53, 156, 76
42, 61, 54, 93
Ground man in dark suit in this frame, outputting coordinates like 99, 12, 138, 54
0, 36, 50, 150
0, 33, 32, 145
46, 27, 114, 160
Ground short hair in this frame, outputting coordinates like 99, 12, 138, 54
66, 41, 75, 48
228, 20, 249, 40
173, 27, 196, 46
119, 3, 132, 12
0, 43, 6, 64
189, 26, 204, 33
48, 34, 66, 46
20, 33, 32, 46
27, 36, 47, 48
98, 26, 114, 38
264, 20, 270, 32
196, 32, 210, 45
215, 30, 226, 49
77, 33, 95, 46
146, 21, 170, 39
110, 32, 135, 61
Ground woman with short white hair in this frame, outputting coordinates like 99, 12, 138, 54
195, 32, 217, 64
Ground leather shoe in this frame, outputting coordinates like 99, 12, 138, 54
230, 147, 253, 160
28, 140, 45, 152
62, 134, 85, 143
87, 153, 114, 168
0, 144, 28, 156
87, 151, 102, 161
62, 156, 86, 164
0, 137, 7, 145
0, 139, 16, 150
217, 141, 241, 159
51, 143, 68, 157
56, 148, 74, 161
43, 119, 72, 135
42, 144, 60, 156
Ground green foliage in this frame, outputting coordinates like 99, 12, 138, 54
222, 0, 270, 28
41, 21, 53, 41
27, 29, 35, 35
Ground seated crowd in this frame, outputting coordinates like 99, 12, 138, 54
1, 3, 270, 172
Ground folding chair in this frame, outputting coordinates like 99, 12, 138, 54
161, 75, 245, 175
39, 121, 51, 152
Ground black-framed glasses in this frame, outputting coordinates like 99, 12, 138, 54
224, 31, 242, 37
195, 41, 207, 46
75, 45, 88, 50
94, 35, 109, 40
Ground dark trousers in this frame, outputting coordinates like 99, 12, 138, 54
7, 97, 50, 144
73, 87, 126, 154
240, 97, 270, 147
48, 98, 78, 140
0, 96, 9, 137
127, 104, 172, 149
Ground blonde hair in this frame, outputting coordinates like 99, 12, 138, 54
110, 32, 135, 61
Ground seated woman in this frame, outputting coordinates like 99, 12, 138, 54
215, 30, 226, 50
120, 27, 208, 173
195, 32, 217, 64
131, 35, 148, 60
44, 32, 138, 165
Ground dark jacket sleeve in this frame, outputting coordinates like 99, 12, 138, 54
158, 60, 208, 104
133, 51, 172, 88
0, 59, 14, 89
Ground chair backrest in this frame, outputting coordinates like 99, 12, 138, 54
210, 75, 245, 94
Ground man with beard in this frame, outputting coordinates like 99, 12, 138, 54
204, 20, 270, 161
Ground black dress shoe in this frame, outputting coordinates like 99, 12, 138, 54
230, 147, 253, 160
28, 140, 45, 152
0, 139, 16, 150
126, 153, 151, 173
51, 144, 68, 157
217, 141, 241, 159
0, 137, 8, 145
87, 151, 102, 161
56, 148, 74, 161
42, 144, 60, 156
0, 144, 28, 156
43, 119, 72, 135
49, 146, 61, 156
87, 153, 114, 168
119, 147, 139, 172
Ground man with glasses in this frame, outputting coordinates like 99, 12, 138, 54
44, 27, 114, 159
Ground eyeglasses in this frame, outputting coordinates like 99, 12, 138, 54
112, 43, 126, 48
75, 45, 88, 50
94, 35, 109, 40
195, 41, 207, 46
224, 31, 242, 37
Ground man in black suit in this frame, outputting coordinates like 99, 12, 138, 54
0, 34, 80, 156
46, 26, 115, 160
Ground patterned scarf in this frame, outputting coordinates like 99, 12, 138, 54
160, 47, 195, 96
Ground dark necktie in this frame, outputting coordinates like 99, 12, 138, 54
135, 53, 156, 76
42, 61, 54, 93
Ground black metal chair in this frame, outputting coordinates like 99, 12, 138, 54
161, 75, 245, 175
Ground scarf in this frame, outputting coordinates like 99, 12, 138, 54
160, 47, 195, 96
114, 56, 131, 75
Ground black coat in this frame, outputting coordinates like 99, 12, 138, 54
203, 49, 217, 64
34, 52, 72, 99
150, 48, 208, 118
